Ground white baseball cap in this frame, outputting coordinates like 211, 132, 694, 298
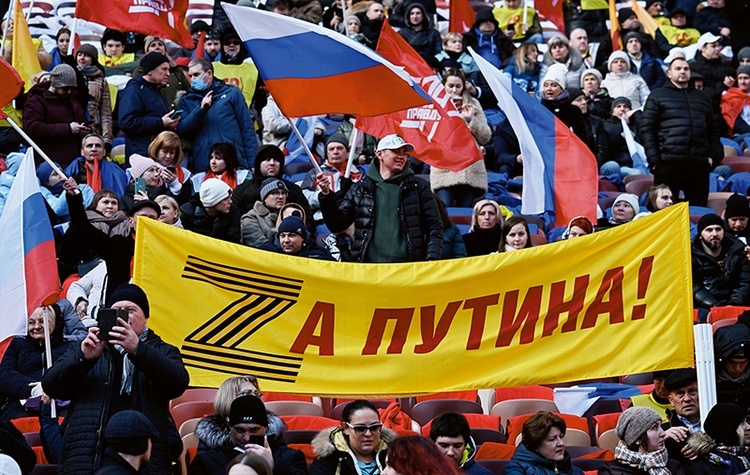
376, 134, 414, 152
697, 32, 721, 50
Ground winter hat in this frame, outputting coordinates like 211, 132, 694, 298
144, 36, 166, 53
725, 194, 750, 219
278, 216, 309, 240
542, 63, 568, 89
199, 178, 232, 208
36, 161, 61, 186
664, 368, 697, 392
129, 154, 160, 179
645, 0, 662, 9
611, 96, 632, 112
739, 47, 750, 62
49, 64, 77, 88
140, 52, 170, 74
616, 407, 662, 446
697, 213, 724, 235
221, 28, 241, 44
608, 50, 631, 70
474, 9, 499, 28
737, 65, 750, 77
129, 200, 161, 218
613, 193, 639, 214
105, 410, 158, 455
76, 43, 99, 60
254, 144, 285, 172
669, 7, 687, 18
618, 7, 636, 24
568, 87, 584, 100
190, 20, 210, 35
623, 31, 642, 45
260, 178, 288, 201
704, 403, 745, 446
107, 283, 150, 318
580, 68, 603, 87
326, 132, 349, 151
228, 395, 269, 427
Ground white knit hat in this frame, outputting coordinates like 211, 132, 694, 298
542, 63, 568, 89
200, 178, 232, 208
607, 50, 631, 71
129, 154, 161, 179
613, 193, 640, 214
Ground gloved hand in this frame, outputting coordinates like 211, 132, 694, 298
29, 381, 43, 398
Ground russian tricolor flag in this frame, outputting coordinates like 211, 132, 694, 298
0, 148, 59, 341
469, 49, 597, 227
222, 3, 431, 117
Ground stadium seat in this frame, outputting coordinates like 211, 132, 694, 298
745, 147, 750, 157
505, 413, 588, 447
265, 401, 325, 417
713, 318, 738, 333
179, 433, 199, 475
171, 401, 215, 430
449, 214, 472, 225
512, 427, 590, 447
471, 427, 507, 445
598, 179, 620, 192
722, 157, 750, 173
593, 413, 621, 439
706, 192, 733, 215
707, 306, 750, 324
530, 233, 548, 246
280, 415, 339, 431
285, 430, 320, 462
623, 174, 652, 185
492, 386, 554, 407
330, 399, 395, 421
169, 387, 217, 410
421, 413, 502, 437
598, 192, 625, 211
724, 146, 739, 157
178, 417, 202, 438
410, 399, 484, 426
490, 399, 559, 425
475, 442, 517, 460
624, 179, 654, 199
478, 459, 510, 474
598, 429, 620, 453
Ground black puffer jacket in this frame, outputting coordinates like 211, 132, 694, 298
602, 117, 633, 168
319, 162, 443, 262
41, 330, 189, 475
714, 324, 750, 410
397, 3, 442, 56
639, 81, 723, 171
180, 194, 242, 244
691, 233, 750, 309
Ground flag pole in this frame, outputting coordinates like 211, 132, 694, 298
24, 0, 33, 21
523, 0, 528, 31
344, 126, 359, 179
285, 117, 323, 175
340, 0, 348, 34
2, 115, 70, 180
0, 0, 15, 59
67, 18, 77, 56
41, 307, 57, 418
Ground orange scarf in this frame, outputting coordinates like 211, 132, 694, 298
204, 170, 237, 190
86, 156, 102, 193
175, 166, 185, 183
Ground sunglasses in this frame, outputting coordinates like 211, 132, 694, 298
224, 40, 241, 46
345, 422, 383, 435
237, 389, 262, 398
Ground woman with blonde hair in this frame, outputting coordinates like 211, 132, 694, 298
503, 42, 541, 95
462, 199, 506, 256
154, 195, 182, 228
148, 131, 192, 197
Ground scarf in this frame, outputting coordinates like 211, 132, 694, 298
85, 156, 102, 193
175, 166, 185, 183
115, 326, 149, 396
205, 170, 237, 189
614, 441, 671, 475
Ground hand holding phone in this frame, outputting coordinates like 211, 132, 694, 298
97, 308, 129, 341
170, 109, 183, 120
134, 177, 146, 195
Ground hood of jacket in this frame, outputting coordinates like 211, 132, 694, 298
714, 324, 750, 361
404, 2, 430, 29
311, 426, 396, 458
686, 431, 717, 458
4, 152, 24, 176
195, 411, 287, 450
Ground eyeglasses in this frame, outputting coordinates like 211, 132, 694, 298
345, 422, 383, 435
224, 40, 241, 46
237, 389, 263, 398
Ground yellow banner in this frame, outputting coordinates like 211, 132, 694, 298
11, 0, 41, 92
631, 0, 659, 39
133, 204, 694, 396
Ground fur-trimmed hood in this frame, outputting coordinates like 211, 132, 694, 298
194, 411, 287, 450
311, 426, 396, 458
686, 431, 717, 458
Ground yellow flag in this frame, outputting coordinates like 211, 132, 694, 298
581, 0, 608, 10
213, 62, 259, 108
631, 0, 659, 39
134, 204, 695, 395
11, 0, 41, 92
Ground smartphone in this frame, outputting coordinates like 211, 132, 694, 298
134, 177, 146, 195
170, 109, 183, 119
166, 166, 177, 173
97, 308, 128, 341
247, 435, 265, 446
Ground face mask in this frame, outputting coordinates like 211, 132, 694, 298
192, 76, 208, 91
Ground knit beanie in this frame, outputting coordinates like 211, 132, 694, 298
129, 154, 160, 179
254, 145, 285, 177
623, 31, 641, 45
326, 132, 349, 151
645, 0, 661, 9
260, 178, 288, 201
613, 193, 639, 214
105, 410, 158, 455
567, 87, 584, 100
616, 407, 662, 446
143, 36, 166, 53
107, 283, 150, 318
608, 50, 631, 70
697, 213, 724, 235
190, 20, 210, 35
739, 47, 750, 62
228, 395, 269, 427
278, 216, 309, 240
738, 65, 750, 77
36, 161, 61, 186
618, 7, 636, 24
49, 64, 77, 88
580, 68, 603, 87
611, 96, 632, 112
199, 178, 232, 208
76, 43, 99, 60
140, 52, 170, 74
725, 194, 750, 219
542, 63, 568, 90
704, 403, 745, 446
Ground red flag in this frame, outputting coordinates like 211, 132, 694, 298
194, 30, 206, 59
449, 0, 475, 33
0, 58, 23, 109
536, 0, 564, 32
609, 0, 622, 50
357, 20, 483, 172
75, 0, 193, 48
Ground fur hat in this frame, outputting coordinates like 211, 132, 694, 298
664, 368, 697, 392
140, 52, 170, 75
543, 63, 568, 89
608, 50, 631, 70
107, 283, 150, 318
129, 154, 160, 179
697, 213, 724, 235
260, 178, 288, 201
725, 194, 750, 219
278, 216, 309, 240
704, 403, 745, 446
105, 410, 158, 455
613, 193, 639, 214
49, 64, 77, 88
199, 178, 232, 208
581, 68, 603, 87
616, 407, 662, 446
228, 395, 268, 427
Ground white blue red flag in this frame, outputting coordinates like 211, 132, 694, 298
0, 149, 59, 341
222, 3, 431, 117
469, 49, 597, 227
